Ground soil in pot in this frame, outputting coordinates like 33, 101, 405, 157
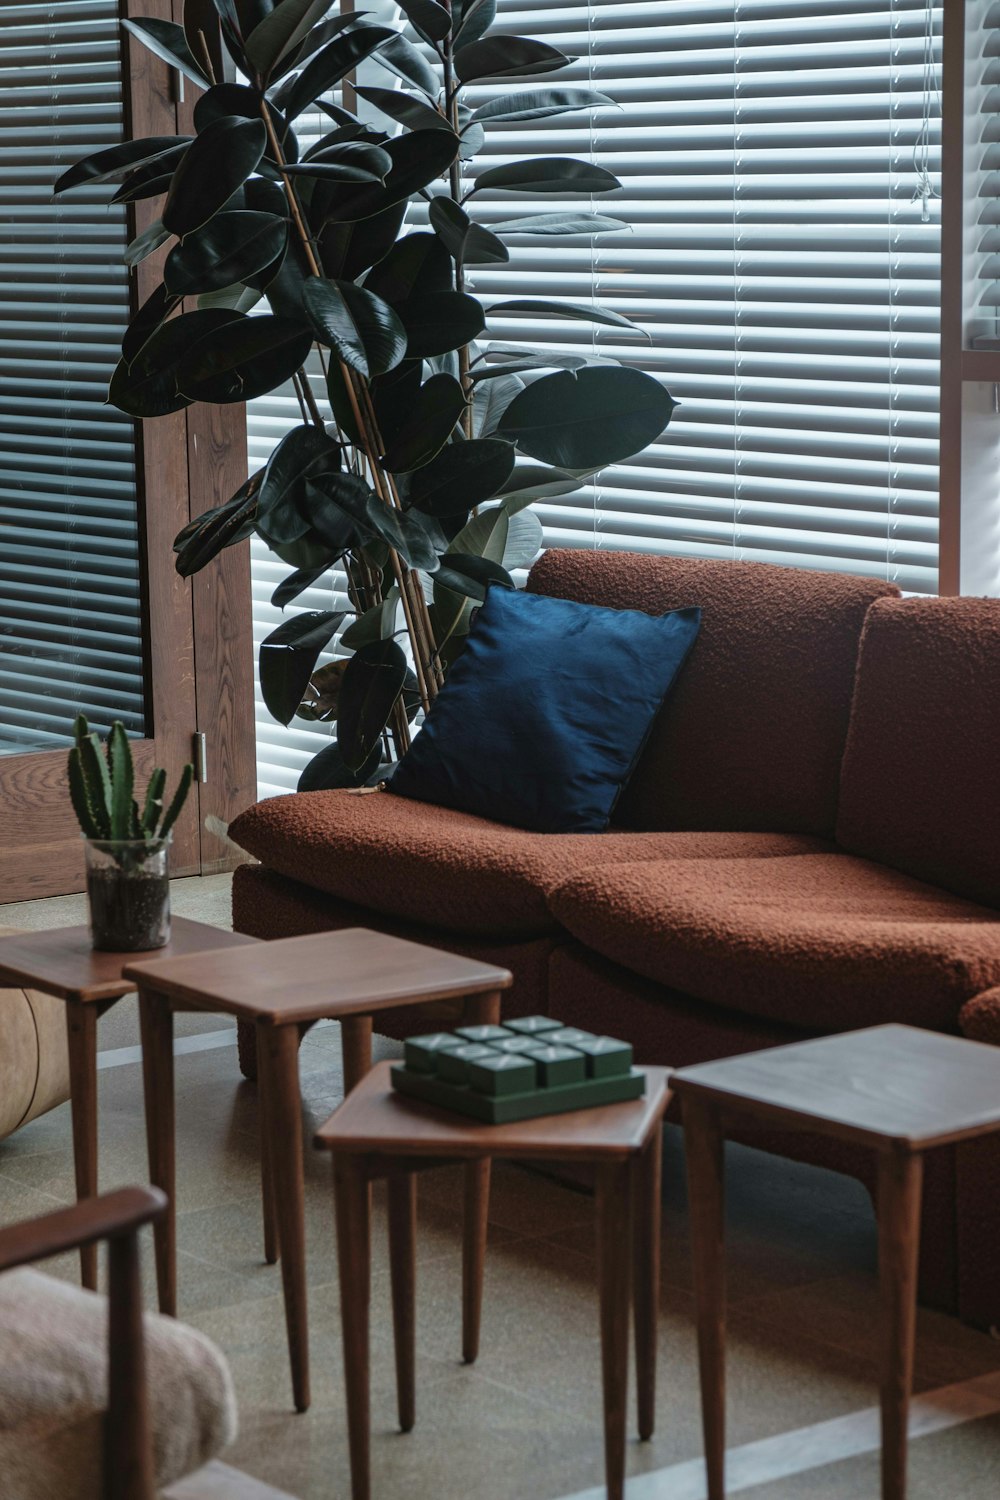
87, 866, 170, 951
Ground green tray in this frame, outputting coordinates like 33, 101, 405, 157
390, 1062, 645, 1124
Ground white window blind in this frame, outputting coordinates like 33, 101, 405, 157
0, 0, 145, 754
248, 0, 942, 796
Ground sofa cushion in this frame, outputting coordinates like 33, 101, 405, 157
528, 549, 898, 836
837, 596, 1000, 909
0, 1268, 236, 1500
548, 854, 1000, 1032
229, 790, 830, 938
391, 585, 700, 832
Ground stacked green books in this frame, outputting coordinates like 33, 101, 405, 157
391, 1017, 644, 1123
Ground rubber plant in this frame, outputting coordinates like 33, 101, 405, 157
54, 0, 677, 790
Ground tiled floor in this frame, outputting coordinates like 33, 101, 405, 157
1, 875, 998, 1499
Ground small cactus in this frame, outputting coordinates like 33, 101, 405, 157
68, 715, 193, 863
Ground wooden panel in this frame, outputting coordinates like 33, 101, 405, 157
0, 741, 156, 902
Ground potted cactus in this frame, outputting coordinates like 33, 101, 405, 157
68, 715, 194, 951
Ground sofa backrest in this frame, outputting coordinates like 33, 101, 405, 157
527, 549, 899, 835
836, 596, 1000, 908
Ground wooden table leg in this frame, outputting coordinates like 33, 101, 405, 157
597, 1159, 633, 1500
66, 1000, 99, 1290
878, 1149, 924, 1500
683, 1098, 727, 1500
258, 1022, 310, 1413
459, 991, 500, 1364
462, 1158, 490, 1364
387, 1170, 416, 1433
138, 989, 176, 1316
341, 1014, 374, 1094
259, 1070, 279, 1267
334, 1154, 372, 1500
633, 1121, 663, 1441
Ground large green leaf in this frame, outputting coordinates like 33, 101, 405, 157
259, 610, 346, 725
337, 638, 408, 769
284, 157, 387, 184
447, 503, 542, 570
470, 371, 523, 437
394, 290, 485, 359
406, 437, 514, 516
371, 359, 423, 446
468, 157, 620, 196
471, 88, 615, 124
111, 148, 190, 205
164, 210, 287, 296
54, 136, 190, 195
497, 366, 677, 468
318, 199, 408, 281
362, 500, 446, 570
355, 85, 452, 134
316, 129, 459, 224
176, 314, 313, 403
298, 740, 382, 791
271, 562, 331, 608
340, 588, 400, 647
109, 310, 242, 417
162, 116, 268, 236
122, 17, 211, 88
302, 277, 407, 377
453, 0, 495, 47
122, 283, 181, 366
487, 298, 640, 333
471, 349, 603, 380
256, 423, 342, 542
302, 474, 378, 551
431, 553, 514, 603
192, 84, 298, 163
363, 232, 451, 303
381, 373, 467, 472
174, 481, 259, 576
428, 197, 508, 266
490, 212, 628, 236
280, 26, 395, 120
269, 10, 373, 83
370, 32, 440, 98
454, 36, 570, 85
124, 219, 172, 269
244, 0, 332, 77
396, 0, 450, 44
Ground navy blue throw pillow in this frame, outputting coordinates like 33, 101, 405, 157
390, 585, 701, 833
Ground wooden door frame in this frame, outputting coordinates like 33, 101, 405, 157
0, 0, 255, 903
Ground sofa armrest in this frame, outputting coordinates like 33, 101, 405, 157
0, 1186, 166, 1275
959, 989, 1000, 1048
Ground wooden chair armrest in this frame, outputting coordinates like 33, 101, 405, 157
0, 1186, 167, 1274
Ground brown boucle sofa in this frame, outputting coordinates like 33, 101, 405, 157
230, 550, 1000, 1328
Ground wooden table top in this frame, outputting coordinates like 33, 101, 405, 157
0, 918, 257, 1005
124, 927, 513, 1025
315, 1061, 671, 1162
670, 1024, 1000, 1152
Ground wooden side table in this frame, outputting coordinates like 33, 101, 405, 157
671, 1024, 1000, 1500
314, 1061, 671, 1500
0, 919, 256, 1291
125, 928, 513, 1414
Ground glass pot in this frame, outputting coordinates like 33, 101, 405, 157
83, 835, 171, 952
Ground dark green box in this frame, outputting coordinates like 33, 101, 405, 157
524, 1044, 587, 1087
505, 1016, 563, 1037
403, 1033, 463, 1073
574, 1036, 633, 1078
467, 1053, 537, 1096
454, 1024, 511, 1045
437, 1043, 495, 1084
390, 1063, 645, 1124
